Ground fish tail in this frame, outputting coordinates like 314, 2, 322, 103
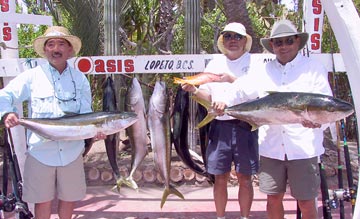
191, 95, 216, 128
173, 77, 185, 84
160, 186, 185, 208
111, 176, 124, 193
123, 176, 139, 191
113, 176, 139, 192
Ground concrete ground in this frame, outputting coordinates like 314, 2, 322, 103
1, 139, 355, 219
49, 184, 352, 219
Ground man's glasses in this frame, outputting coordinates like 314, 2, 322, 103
51, 67, 77, 102
223, 33, 244, 41
271, 36, 297, 47
54, 80, 77, 102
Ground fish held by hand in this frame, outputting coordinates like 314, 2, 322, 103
173, 72, 222, 85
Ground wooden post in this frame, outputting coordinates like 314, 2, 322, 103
184, 0, 201, 151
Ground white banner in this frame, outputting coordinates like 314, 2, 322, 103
0, 53, 346, 77
303, 0, 325, 53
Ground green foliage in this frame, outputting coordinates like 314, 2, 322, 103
247, 1, 298, 38
16, 1, 50, 58
200, 7, 227, 54
17, 25, 47, 58
171, 14, 185, 54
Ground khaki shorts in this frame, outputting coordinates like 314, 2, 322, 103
258, 156, 320, 200
22, 154, 86, 203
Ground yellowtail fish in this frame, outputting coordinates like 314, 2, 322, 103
147, 80, 184, 208
193, 91, 354, 130
19, 111, 138, 141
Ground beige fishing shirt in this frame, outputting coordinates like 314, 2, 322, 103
0, 63, 92, 166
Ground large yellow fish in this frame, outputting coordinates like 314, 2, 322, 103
173, 72, 222, 85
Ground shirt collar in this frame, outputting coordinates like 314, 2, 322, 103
275, 53, 302, 69
48, 62, 70, 76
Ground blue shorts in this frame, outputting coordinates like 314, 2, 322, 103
206, 119, 259, 175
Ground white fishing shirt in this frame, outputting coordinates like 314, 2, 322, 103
200, 52, 258, 120
0, 63, 92, 166
256, 53, 333, 161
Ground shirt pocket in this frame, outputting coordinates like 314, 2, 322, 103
31, 92, 56, 116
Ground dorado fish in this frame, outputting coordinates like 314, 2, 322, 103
147, 80, 184, 208
194, 91, 354, 130
196, 99, 215, 184
119, 77, 148, 191
102, 76, 122, 190
173, 72, 222, 85
19, 111, 138, 141
172, 86, 213, 183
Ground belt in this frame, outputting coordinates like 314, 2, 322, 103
215, 119, 252, 130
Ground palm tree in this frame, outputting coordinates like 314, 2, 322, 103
222, 0, 263, 52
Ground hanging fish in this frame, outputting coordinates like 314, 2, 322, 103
117, 77, 148, 191
147, 80, 184, 208
172, 86, 214, 183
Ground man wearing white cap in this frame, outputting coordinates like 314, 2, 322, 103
0, 26, 106, 219
182, 22, 259, 219
256, 19, 333, 219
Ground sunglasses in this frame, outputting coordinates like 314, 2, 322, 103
223, 33, 244, 41
271, 36, 297, 47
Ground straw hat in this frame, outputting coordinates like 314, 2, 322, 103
33, 26, 82, 57
217, 22, 252, 54
260, 19, 309, 54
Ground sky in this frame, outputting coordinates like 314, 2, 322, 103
281, 0, 296, 10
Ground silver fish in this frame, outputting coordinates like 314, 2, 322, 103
194, 91, 354, 130
19, 111, 138, 141
117, 77, 148, 191
147, 80, 184, 208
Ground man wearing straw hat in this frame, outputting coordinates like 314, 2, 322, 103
255, 19, 333, 219
182, 22, 259, 219
0, 26, 106, 219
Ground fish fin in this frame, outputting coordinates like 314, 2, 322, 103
173, 77, 185, 84
191, 95, 212, 109
251, 125, 259, 131
197, 114, 216, 129
265, 91, 278, 95
191, 95, 216, 129
62, 112, 80, 117
160, 186, 185, 208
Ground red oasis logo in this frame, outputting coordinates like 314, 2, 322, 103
1, 0, 10, 12
75, 57, 134, 74
311, 0, 322, 51
1, 0, 11, 42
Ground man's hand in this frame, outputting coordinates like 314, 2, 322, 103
217, 73, 237, 83
212, 101, 227, 116
93, 132, 107, 141
3, 113, 20, 128
181, 83, 197, 93
302, 120, 321, 129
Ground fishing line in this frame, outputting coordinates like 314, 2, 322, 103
3, 128, 33, 218
330, 28, 345, 219
302, 14, 332, 219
